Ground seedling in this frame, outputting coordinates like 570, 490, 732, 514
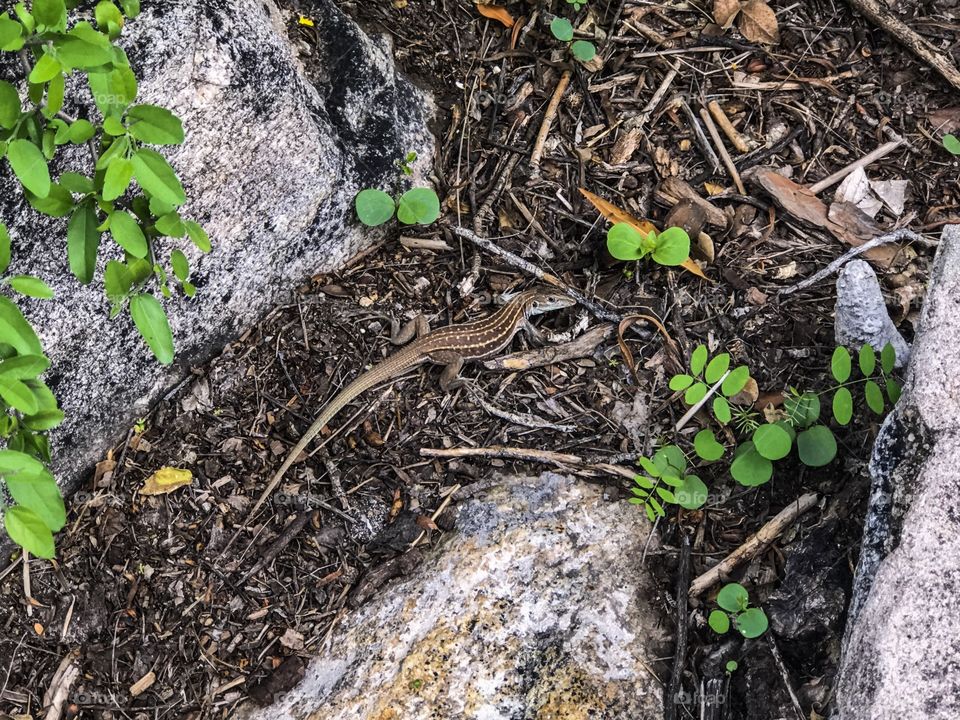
548, 16, 596, 62
669, 344, 751, 423
396, 151, 417, 176
708, 583, 768, 639
355, 151, 440, 227
630, 444, 708, 521
607, 224, 690, 267
566, 0, 587, 10
725, 660, 739, 673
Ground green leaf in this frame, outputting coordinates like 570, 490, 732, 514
713, 396, 731, 424
730, 442, 772, 486
129, 293, 174, 364
94, 0, 123, 32
653, 445, 687, 475
355, 188, 395, 226
59, 172, 94, 194
638, 457, 660, 478
28, 53, 61, 84
24, 183, 73, 216
570, 40, 596, 62
944, 134, 960, 156
752, 423, 792, 461
184, 221, 210, 253
0, 80, 20, 129
735, 607, 768, 638
832, 387, 853, 426
858, 344, 876, 376
0, 223, 10, 275
708, 609, 730, 634
6, 470, 64, 531
721, 366, 750, 396
0, 15, 25, 52
104, 259, 133, 302
4, 505, 55, 558
42, 71, 65, 118
880, 342, 896, 375
675, 475, 707, 509
109, 210, 148, 258
607, 223, 645, 260
6, 139, 51, 198
785, 391, 820, 428
8, 275, 54, 300
668, 374, 693, 391
550, 17, 574, 41
865, 380, 885, 414
796, 425, 837, 467
652, 226, 690, 266
396, 188, 440, 225
684, 382, 707, 405
0, 296, 43, 355
726, 661, 738, 673
694, 429, 724, 461
87, 65, 138, 116
22, 409, 64, 431
130, 148, 185, 206
102, 157, 134, 201
32, 0, 66, 30
155, 212, 185, 238
125, 104, 185, 145
705, 353, 730, 383
120, 0, 140, 17
58, 22, 115, 68
717, 583, 749, 612
831, 346, 851, 383
690, 345, 708, 376
67, 203, 101, 284
67, 119, 96, 144
887, 379, 902, 405
0, 377, 38, 414
0, 355, 50, 380
633, 474, 654, 490
170, 249, 189, 280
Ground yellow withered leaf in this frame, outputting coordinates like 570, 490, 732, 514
579, 188, 709, 280
141, 467, 193, 496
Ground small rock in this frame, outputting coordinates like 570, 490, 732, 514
834, 260, 910, 367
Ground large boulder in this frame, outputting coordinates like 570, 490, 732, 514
238, 472, 668, 719
834, 225, 960, 718
0, 0, 433, 497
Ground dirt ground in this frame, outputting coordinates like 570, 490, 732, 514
1, 0, 956, 718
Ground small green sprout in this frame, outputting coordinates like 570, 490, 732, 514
607, 224, 690, 267
726, 660, 739, 673
566, 0, 587, 9
630, 444, 708, 521
396, 150, 418, 175
549, 15, 596, 63
708, 583, 768, 639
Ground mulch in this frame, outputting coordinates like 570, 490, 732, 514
1, 0, 956, 718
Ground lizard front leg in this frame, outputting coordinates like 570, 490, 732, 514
390, 314, 431, 345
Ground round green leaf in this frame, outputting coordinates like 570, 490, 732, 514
864, 380, 885, 414
396, 188, 440, 225
570, 40, 596, 62
753, 423, 792, 461
606, 223, 645, 261
705, 353, 730, 383
831, 346, 851, 383
721, 365, 750, 396
651, 226, 690, 266
4, 505, 55, 558
713, 396, 731, 424
684, 382, 707, 405
129, 293, 174, 364
7, 139, 51, 198
8, 275, 54, 299
736, 607, 769, 638
109, 210, 148, 258
796, 425, 837, 467
859, 344, 876, 376
676, 474, 707, 509
944, 134, 960, 155
550, 17, 573, 41
690, 345, 708, 376
653, 445, 687, 475
832, 387, 853, 426
669, 374, 693, 391
730, 442, 772, 486
726, 660, 738, 673
694, 429, 724, 461
709, 610, 730, 634
880, 342, 896, 375
355, 188, 395, 226
717, 583, 749, 612
6, 470, 65, 531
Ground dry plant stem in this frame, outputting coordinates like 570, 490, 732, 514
846, 0, 960, 91
529, 69, 572, 179
422, 445, 584, 467
409, 483, 461, 549
689, 492, 819, 597
448, 225, 623, 323
22, 552, 31, 618
808, 139, 903, 194
699, 107, 746, 194
468, 387, 576, 432
483, 323, 615, 371
664, 534, 691, 720
707, 100, 751, 153
778, 228, 930, 297
41, 650, 80, 720
674, 370, 730, 432
766, 634, 806, 720
674, 99, 721, 172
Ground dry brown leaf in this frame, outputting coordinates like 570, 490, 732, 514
714, 0, 741, 28
731, 377, 760, 405
927, 107, 960, 133
141, 467, 193, 496
738, 0, 779, 44
475, 2, 514, 28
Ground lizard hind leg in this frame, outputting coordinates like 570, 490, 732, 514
432, 352, 465, 392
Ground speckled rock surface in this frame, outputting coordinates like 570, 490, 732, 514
239, 472, 667, 719
0, 0, 433, 496
834, 259, 910, 367
834, 225, 960, 719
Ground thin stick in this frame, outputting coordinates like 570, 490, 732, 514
689, 493, 818, 597
808, 140, 903, 194
778, 228, 931, 297
409, 483, 462, 549
699, 107, 746, 194
529, 70, 572, 179
675, 370, 730, 431
664, 534, 691, 720
22, 551, 31, 618
632, 62, 679, 132
674, 99, 721, 173
707, 100, 752, 153
421, 445, 584, 466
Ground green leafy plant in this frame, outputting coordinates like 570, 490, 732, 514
548, 13, 596, 62
607, 224, 690, 267
396, 150, 417, 176
0, 0, 206, 557
566, 0, 587, 10
355, 151, 439, 227
629, 444, 708, 521
669, 344, 751, 423
725, 660, 738, 673
943, 133, 960, 156
708, 583, 768, 639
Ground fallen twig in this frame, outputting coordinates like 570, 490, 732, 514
699, 107, 746, 194
675, 370, 730, 431
689, 493, 819, 597
808, 140, 903, 195
529, 69, 572, 179
665, 534, 692, 720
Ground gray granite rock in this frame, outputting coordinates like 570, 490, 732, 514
834, 260, 910, 367
238, 472, 668, 719
0, 0, 433, 497
834, 225, 960, 719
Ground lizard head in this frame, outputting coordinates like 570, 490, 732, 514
524, 288, 576, 316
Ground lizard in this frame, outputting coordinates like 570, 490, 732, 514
241, 287, 575, 526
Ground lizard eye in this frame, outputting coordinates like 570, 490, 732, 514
531, 301, 541, 309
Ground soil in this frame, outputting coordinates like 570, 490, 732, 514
1, 0, 955, 718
